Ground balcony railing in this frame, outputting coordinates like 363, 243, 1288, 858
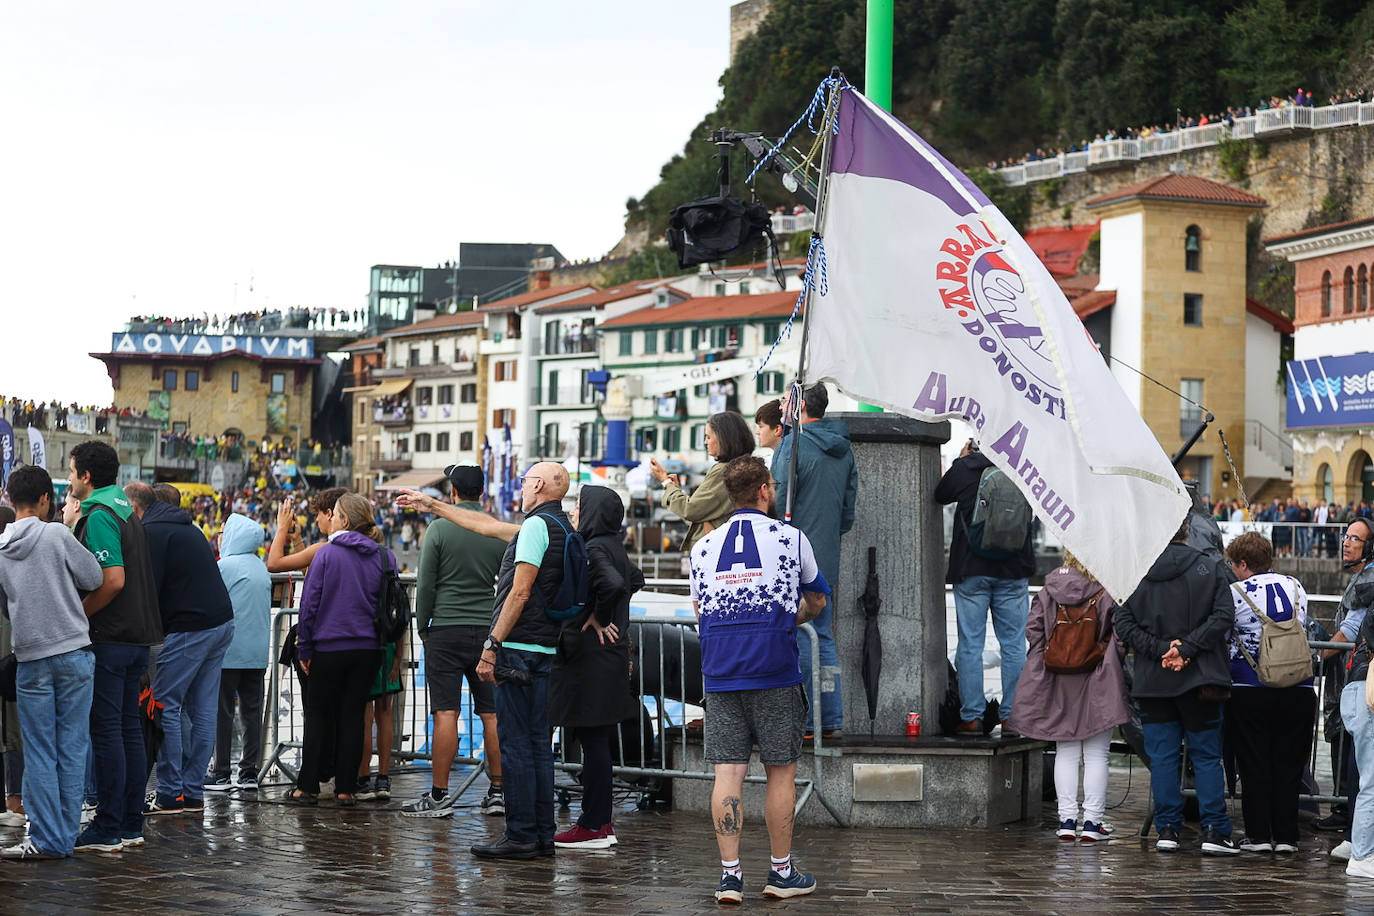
375, 406, 412, 428
542, 334, 600, 357
995, 102, 1373, 187
1246, 418, 1294, 472
375, 453, 412, 473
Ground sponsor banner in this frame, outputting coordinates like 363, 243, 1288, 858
804, 88, 1189, 600
110, 332, 314, 359
0, 420, 12, 485
1287, 353, 1374, 429
27, 427, 45, 470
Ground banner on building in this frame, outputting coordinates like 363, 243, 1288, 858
27, 427, 45, 470
110, 332, 314, 359
804, 87, 1189, 600
1287, 353, 1374, 429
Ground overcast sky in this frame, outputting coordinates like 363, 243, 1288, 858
0, 1, 743, 405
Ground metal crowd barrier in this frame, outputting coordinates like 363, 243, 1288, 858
254, 572, 847, 825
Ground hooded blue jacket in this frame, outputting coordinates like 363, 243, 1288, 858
218, 514, 271, 669
770, 418, 858, 588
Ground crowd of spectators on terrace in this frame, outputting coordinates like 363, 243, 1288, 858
5, 397, 118, 433
987, 87, 1371, 170
124, 306, 367, 336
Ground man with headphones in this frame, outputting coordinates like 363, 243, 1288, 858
1327, 518, 1374, 863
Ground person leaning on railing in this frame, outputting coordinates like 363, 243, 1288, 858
649, 412, 756, 553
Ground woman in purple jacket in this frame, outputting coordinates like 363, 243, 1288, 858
1009, 553, 1129, 843
289, 493, 388, 806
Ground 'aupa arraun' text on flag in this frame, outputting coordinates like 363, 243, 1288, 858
805, 88, 1190, 601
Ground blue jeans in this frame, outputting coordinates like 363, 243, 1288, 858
17, 649, 95, 856
493, 648, 555, 845
90, 643, 151, 838
153, 621, 235, 801
952, 576, 1029, 722
798, 600, 843, 731
1142, 711, 1231, 835
1342, 681, 1374, 859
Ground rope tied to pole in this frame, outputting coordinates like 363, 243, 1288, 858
743, 75, 847, 187
754, 232, 827, 380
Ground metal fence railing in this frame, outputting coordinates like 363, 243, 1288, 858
254, 572, 846, 824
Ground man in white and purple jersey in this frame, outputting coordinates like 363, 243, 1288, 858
689, 456, 829, 904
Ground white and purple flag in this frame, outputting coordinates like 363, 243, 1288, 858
805, 88, 1188, 600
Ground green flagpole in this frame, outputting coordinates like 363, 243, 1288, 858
859, 0, 893, 412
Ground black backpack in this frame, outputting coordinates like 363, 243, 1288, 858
542, 514, 589, 622
374, 548, 412, 642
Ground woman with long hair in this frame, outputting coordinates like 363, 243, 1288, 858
289, 493, 390, 807
649, 411, 755, 552
1008, 551, 1128, 843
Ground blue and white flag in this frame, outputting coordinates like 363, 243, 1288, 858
0, 420, 13, 486
27, 426, 45, 471
805, 88, 1188, 600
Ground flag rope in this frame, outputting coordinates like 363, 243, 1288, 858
754, 223, 828, 381
743, 75, 847, 187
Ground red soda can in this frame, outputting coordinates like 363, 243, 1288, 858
906, 712, 921, 736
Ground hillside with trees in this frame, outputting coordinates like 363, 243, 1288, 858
623, 0, 1374, 246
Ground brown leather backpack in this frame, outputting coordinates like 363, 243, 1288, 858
1043, 589, 1109, 675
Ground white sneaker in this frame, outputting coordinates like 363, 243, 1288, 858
1275, 842, 1298, 854
1332, 840, 1354, 861
0, 838, 56, 860
0, 811, 26, 828
1347, 855, 1374, 878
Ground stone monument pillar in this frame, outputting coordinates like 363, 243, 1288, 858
831, 412, 951, 738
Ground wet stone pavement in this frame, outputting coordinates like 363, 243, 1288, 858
1, 764, 1372, 915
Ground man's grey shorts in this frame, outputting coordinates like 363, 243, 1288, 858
704, 684, 808, 766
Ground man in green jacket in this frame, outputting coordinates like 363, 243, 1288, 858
401, 465, 507, 818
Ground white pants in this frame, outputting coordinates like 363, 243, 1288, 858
1055, 728, 1113, 824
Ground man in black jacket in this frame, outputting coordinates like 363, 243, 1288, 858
934, 440, 1034, 736
132, 483, 235, 816
1115, 514, 1238, 856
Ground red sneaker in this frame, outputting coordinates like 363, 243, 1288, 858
600, 824, 618, 846
554, 824, 613, 849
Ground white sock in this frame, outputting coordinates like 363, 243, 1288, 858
771, 854, 792, 878
721, 858, 742, 878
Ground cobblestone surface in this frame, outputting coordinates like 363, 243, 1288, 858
0, 764, 1368, 914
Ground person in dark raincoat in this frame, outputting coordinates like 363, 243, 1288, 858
549, 486, 644, 849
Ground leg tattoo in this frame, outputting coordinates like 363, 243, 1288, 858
716, 795, 742, 836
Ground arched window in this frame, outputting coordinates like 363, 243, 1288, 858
1361, 265, 1369, 313
1323, 271, 1333, 316
1184, 225, 1202, 272
1321, 464, 1334, 504
1345, 266, 1356, 314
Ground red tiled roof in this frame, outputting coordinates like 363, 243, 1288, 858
340, 334, 387, 352
1084, 174, 1266, 209
1264, 216, 1374, 246
1246, 297, 1295, 334
387, 309, 484, 337
1025, 224, 1099, 279
1071, 289, 1116, 319
602, 291, 799, 328
475, 284, 596, 312
536, 281, 687, 313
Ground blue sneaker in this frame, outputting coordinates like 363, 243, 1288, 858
1056, 818, 1078, 841
74, 826, 123, 853
714, 872, 743, 904
762, 867, 816, 899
